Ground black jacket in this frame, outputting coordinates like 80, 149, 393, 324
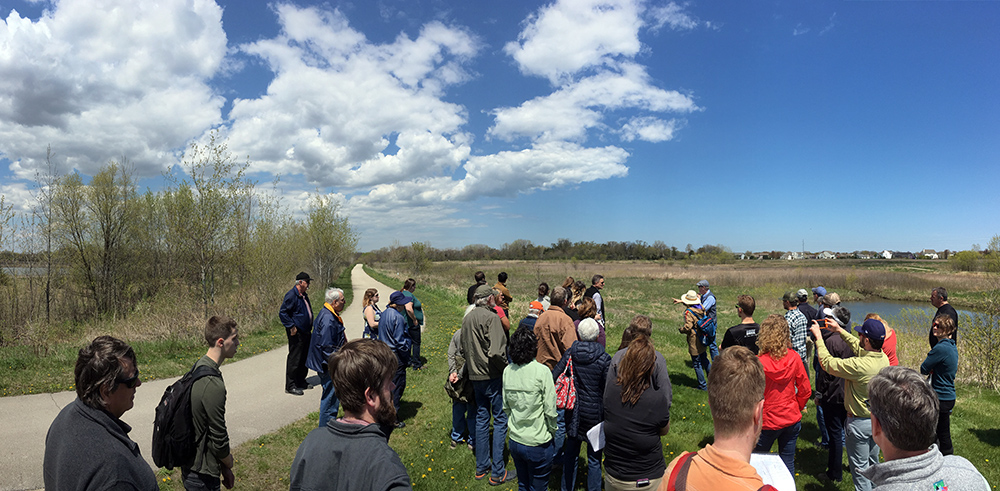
552, 340, 611, 439
816, 328, 852, 406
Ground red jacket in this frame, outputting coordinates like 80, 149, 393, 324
759, 349, 811, 430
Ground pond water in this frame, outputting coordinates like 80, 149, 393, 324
834, 298, 986, 334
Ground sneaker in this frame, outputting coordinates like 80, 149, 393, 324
489, 470, 513, 486
468, 442, 474, 452
450, 440, 459, 450
394, 420, 406, 429
475, 470, 488, 480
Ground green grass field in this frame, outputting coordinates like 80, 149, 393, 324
194, 263, 997, 490
3, 260, 996, 490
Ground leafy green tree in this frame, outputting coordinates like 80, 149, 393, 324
949, 250, 981, 272
165, 132, 255, 317
306, 195, 357, 287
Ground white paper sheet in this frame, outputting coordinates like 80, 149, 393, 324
749, 452, 796, 491
586, 422, 605, 451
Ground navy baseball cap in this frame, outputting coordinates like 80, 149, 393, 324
812, 286, 827, 296
856, 318, 886, 341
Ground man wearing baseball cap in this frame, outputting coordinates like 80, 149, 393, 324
810, 317, 889, 491
280, 272, 314, 395
517, 301, 545, 332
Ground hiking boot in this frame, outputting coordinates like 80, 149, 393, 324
475, 470, 488, 480
489, 470, 513, 486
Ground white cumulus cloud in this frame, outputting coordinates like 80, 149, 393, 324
0, 0, 227, 178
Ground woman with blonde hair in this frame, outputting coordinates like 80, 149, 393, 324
865, 313, 898, 366
361, 288, 381, 339
602, 334, 672, 490
754, 314, 811, 478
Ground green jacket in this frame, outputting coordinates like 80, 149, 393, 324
187, 355, 230, 477
502, 360, 557, 446
816, 329, 888, 418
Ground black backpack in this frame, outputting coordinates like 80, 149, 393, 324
151, 363, 220, 469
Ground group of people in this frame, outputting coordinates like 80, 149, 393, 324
675, 281, 977, 491
40, 270, 990, 491
279, 272, 425, 429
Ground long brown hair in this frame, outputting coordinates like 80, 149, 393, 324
362, 288, 378, 309
617, 334, 655, 405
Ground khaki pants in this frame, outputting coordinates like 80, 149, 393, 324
605, 473, 663, 491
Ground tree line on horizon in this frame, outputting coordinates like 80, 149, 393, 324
0, 135, 357, 347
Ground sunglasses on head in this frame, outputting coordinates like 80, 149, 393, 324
116, 368, 140, 389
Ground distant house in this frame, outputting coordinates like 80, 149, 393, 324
892, 251, 916, 259
818, 251, 836, 260
780, 252, 798, 260
881, 250, 893, 259
921, 249, 939, 259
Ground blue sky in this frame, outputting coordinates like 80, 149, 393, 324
1, 0, 998, 253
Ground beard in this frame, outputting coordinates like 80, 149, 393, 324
375, 392, 397, 427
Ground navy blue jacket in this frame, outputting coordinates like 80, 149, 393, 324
280, 286, 313, 334
552, 340, 611, 439
378, 306, 411, 358
307, 305, 346, 374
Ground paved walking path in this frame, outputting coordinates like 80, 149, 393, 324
0, 264, 393, 491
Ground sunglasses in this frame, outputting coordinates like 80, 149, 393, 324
116, 368, 140, 389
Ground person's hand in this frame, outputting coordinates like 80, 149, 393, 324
289, 327, 297, 337
222, 466, 235, 489
672, 298, 682, 304
802, 406, 809, 415
808, 322, 822, 340
449, 373, 459, 384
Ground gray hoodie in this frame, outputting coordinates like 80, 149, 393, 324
862, 445, 989, 490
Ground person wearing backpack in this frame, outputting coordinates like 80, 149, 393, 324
677, 290, 710, 390
183, 315, 240, 490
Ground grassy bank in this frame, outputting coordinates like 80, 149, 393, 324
189, 263, 996, 491
0, 266, 354, 397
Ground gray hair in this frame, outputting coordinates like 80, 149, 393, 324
550, 286, 568, 307
325, 288, 344, 304
475, 293, 494, 308
578, 318, 600, 342
868, 366, 939, 451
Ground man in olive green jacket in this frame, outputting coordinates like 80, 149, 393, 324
811, 317, 889, 491
183, 316, 241, 490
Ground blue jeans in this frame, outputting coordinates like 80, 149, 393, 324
846, 416, 879, 491
754, 421, 801, 478
511, 439, 554, 491
553, 408, 566, 462
562, 435, 602, 491
473, 378, 508, 478
691, 353, 710, 390
708, 340, 719, 361
821, 402, 847, 481
318, 371, 340, 428
451, 399, 476, 447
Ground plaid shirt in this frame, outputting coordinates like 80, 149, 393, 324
785, 308, 808, 358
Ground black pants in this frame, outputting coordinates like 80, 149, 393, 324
821, 401, 847, 481
181, 469, 220, 491
938, 398, 955, 455
286, 328, 311, 390
391, 351, 409, 411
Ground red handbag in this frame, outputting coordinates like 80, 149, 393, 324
555, 357, 577, 410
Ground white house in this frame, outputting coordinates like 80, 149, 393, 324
881, 250, 893, 259
818, 251, 836, 260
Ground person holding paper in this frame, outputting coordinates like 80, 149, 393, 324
660, 346, 769, 490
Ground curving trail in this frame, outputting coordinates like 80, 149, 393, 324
0, 264, 393, 491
